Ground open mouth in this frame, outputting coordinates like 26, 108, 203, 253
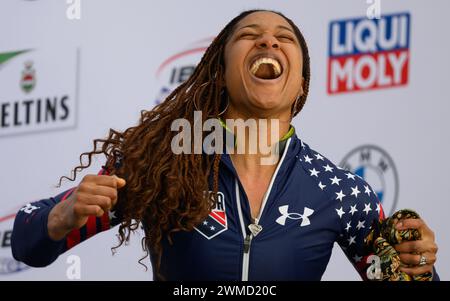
250, 57, 283, 80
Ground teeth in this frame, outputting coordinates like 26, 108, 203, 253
250, 57, 282, 77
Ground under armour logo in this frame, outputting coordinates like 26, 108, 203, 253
276, 205, 314, 227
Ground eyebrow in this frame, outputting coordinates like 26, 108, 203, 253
237, 24, 295, 34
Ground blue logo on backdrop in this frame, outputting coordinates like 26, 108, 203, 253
340, 145, 399, 216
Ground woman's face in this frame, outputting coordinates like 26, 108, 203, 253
224, 11, 304, 119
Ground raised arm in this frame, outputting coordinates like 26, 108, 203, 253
11, 170, 125, 267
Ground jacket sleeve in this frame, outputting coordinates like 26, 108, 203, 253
336, 178, 440, 281
335, 178, 386, 280
11, 169, 121, 267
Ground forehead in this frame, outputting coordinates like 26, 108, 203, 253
234, 11, 293, 32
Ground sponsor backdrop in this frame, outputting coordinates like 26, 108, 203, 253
0, 0, 448, 280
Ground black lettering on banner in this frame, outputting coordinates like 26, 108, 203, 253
1, 102, 10, 127
36, 98, 41, 123
360, 148, 371, 162
169, 68, 176, 84
14, 102, 21, 126
23, 100, 33, 124
170, 66, 196, 85
0, 96, 71, 130
60, 95, 69, 120
178, 66, 195, 83
45, 97, 57, 122
1, 230, 12, 248
378, 158, 389, 172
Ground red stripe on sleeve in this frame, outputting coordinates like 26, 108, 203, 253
65, 168, 112, 248
101, 211, 111, 231
99, 168, 110, 175
66, 229, 80, 250
379, 202, 385, 220
85, 216, 97, 239
62, 187, 76, 200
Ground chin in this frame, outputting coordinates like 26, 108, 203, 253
251, 94, 285, 107
248, 99, 287, 116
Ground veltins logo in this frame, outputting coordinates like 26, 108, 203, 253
0, 209, 30, 275
0, 48, 79, 137
21, 61, 36, 93
328, 12, 410, 94
339, 145, 399, 216
154, 38, 213, 106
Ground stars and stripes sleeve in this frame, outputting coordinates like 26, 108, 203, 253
334, 179, 441, 281
301, 145, 441, 281
11, 168, 121, 267
334, 175, 385, 280
298, 145, 386, 280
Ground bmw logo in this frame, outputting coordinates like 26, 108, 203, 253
340, 145, 399, 216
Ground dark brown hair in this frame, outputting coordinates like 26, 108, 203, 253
59, 9, 310, 280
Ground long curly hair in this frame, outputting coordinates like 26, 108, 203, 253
59, 9, 310, 280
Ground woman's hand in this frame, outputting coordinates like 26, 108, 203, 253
47, 174, 126, 241
394, 218, 438, 277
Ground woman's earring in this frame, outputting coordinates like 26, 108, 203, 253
193, 82, 209, 111
291, 95, 300, 118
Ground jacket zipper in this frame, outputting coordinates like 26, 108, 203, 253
235, 138, 292, 281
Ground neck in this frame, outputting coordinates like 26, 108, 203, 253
222, 107, 292, 168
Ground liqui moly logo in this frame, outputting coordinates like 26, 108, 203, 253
327, 12, 411, 94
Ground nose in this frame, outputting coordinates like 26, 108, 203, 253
256, 34, 279, 49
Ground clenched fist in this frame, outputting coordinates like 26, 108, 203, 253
47, 174, 126, 241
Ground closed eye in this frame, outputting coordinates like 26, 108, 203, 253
277, 35, 295, 42
239, 33, 257, 39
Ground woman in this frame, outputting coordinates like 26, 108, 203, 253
11, 9, 438, 281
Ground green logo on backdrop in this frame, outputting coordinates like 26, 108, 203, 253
21, 61, 36, 93
0, 50, 33, 93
